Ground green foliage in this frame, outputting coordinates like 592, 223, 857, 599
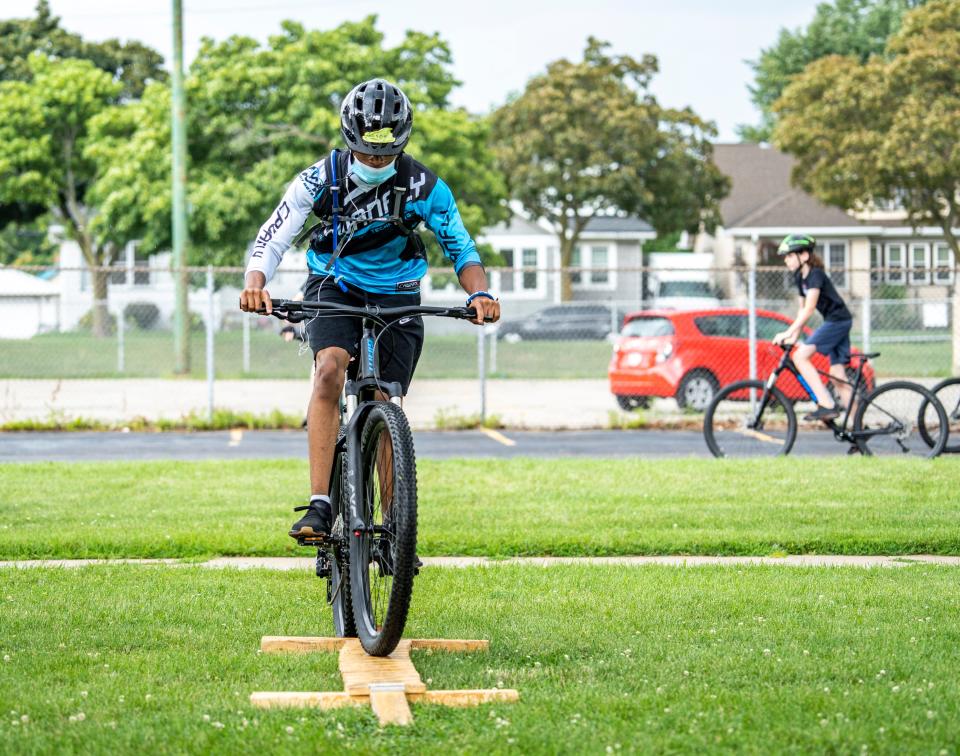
739, 0, 926, 141
0, 0, 166, 99
0, 216, 56, 265
76, 307, 117, 335
642, 230, 684, 253
88, 17, 507, 269
773, 0, 960, 258
491, 39, 727, 298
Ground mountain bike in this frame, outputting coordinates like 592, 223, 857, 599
703, 343, 948, 458
920, 375, 960, 453
259, 298, 489, 656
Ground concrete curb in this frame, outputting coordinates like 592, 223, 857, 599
2, 555, 960, 570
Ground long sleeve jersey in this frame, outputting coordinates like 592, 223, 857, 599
245, 151, 481, 294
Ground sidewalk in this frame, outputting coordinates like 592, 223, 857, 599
0, 378, 616, 430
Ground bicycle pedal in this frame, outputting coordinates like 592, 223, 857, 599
298, 535, 328, 548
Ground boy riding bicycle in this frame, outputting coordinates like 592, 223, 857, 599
239, 78, 500, 539
771, 233, 853, 421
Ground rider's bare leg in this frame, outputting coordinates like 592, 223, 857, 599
829, 363, 853, 410
308, 347, 351, 495
793, 343, 835, 407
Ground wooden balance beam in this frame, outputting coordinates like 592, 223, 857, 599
250, 636, 519, 726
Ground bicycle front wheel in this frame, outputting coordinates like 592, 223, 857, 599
704, 380, 796, 458
854, 381, 948, 458
349, 402, 418, 656
920, 377, 960, 454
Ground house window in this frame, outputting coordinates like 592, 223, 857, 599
569, 246, 582, 284
493, 246, 543, 297
521, 248, 538, 290
499, 249, 514, 292
910, 243, 930, 285
870, 243, 882, 284
571, 244, 616, 289
590, 246, 609, 284
885, 243, 905, 284
934, 243, 955, 284
815, 241, 847, 289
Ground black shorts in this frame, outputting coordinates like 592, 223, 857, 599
302, 275, 424, 394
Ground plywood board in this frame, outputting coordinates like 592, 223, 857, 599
339, 639, 427, 696
260, 636, 347, 653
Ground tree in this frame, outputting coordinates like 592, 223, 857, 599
0, 1, 167, 99
87, 17, 508, 273
490, 39, 728, 300
739, 0, 926, 142
773, 0, 960, 260
0, 54, 123, 335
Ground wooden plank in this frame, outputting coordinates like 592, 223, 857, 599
409, 639, 490, 653
260, 636, 347, 654
368, 683, 414, 726
418, 689, 520, 707
339, 639, 427, 696
249, 691, 359, 709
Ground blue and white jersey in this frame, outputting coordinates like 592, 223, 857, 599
246, 152, 481, 293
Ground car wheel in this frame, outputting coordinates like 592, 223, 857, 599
503, 332, 522, 344
615, 395, 650, 411
676, 370, 719, 412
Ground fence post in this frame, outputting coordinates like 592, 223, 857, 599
477, 324, 486, 424
953, 280, 960, 375
747, 264, 757, 382
206, 265, 215, 421
488, 326, 497, 375
242, 310, 251, 373
116, 304, 125, 374
862, 281, 872, 355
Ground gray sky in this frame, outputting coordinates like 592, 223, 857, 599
8, 0, 823, 141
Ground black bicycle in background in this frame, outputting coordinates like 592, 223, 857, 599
922, 376, 960, 453
259, 298, 489, 656
703, 343, 949, 458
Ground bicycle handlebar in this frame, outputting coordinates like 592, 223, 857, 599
255, 298, 495, 323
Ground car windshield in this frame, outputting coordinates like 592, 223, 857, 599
658, 281, 713, 298
621, 317, 674, 337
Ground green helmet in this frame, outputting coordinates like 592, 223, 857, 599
777, 233, 816, 256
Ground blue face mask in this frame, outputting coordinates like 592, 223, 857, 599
349, 157, 397, 186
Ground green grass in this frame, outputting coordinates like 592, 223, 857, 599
1, 458, 958, 559
1, 564, 958, 753
0, 330, 948, 379
0, 332, 613, 380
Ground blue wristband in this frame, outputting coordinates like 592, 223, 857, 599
466, 290, 496, 306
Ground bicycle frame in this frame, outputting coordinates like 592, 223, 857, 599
754, 345, 869, 447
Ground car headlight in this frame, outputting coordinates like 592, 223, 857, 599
655, 343, 674, 363
623, 352, 644, 368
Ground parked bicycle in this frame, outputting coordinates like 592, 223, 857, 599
921, 376, 960, 453
703, 343, 948, 458
259, 298, 490, 656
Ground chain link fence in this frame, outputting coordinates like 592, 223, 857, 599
1, 264, 957, 427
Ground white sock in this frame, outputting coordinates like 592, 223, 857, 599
310, 494, 331, 506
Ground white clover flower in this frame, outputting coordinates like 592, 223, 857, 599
285, 725, 294, 734
202, 714, 211, 722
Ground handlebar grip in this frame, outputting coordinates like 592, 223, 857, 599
464, 307, 496, 323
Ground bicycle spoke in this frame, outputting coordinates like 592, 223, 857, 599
856, 382, 945, 458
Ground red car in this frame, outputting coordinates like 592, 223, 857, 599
608, 308, 874, 411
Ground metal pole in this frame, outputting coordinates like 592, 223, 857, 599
117, 304, 125, 374
862, 284, 872, 355
747, 263, 758, 412
242, 310, 251, 373
477, 324, 486, 424
171, 0, 190, 373
206, 265, 215, 421
488, 326, 497, 375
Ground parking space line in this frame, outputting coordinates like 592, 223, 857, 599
479, 427, 516, 447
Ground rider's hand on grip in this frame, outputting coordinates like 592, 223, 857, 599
468, 295, 500, 325
240, 272, 272, 315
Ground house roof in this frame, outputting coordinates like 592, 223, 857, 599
583, 216, 654, 233
713, 143, 865, 230
0, 268, 59, 296
482, 211, 654, 238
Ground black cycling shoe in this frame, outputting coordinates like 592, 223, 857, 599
803, 405, 840, 422
289, 499, 332, 541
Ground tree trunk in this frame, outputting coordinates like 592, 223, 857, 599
558, 235, 578, 302
91, 266, 111, 338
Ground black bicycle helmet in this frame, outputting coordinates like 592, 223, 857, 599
339, 78, 413, 156
777, 233, 816, 256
